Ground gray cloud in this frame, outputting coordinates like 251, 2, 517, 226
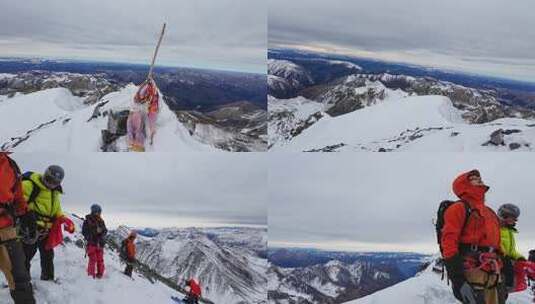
12, 152, 267, 228
269, 153, 535, 253
269, 0, 535, 81
0, 0, 266, 73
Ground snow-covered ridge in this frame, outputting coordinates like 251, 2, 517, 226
268, 95, 325, 148
0, 84, 216, 152
272, 94, 535, 152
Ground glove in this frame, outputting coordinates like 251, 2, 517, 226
459, 281, 478, 304
19, 211, 37, 238
444, 254, 470, 301
444, 254, 465, 283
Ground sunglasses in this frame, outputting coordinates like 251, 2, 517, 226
43, 174, 61, 188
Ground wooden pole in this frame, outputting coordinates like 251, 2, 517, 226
148, 22, 166, 80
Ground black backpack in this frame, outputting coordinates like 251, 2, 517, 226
435, 200, 472, 255
529, 250, 535, 263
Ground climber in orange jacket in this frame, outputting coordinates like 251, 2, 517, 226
121, 231, 137, 277
0, 152, 36, 304
442, 170, 503, 304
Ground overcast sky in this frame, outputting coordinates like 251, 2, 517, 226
269, 0, 535, 82
269, 153, 535, 254
0, 0, 266, 73
13, 153, 267, 229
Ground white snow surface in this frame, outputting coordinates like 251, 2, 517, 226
0, 214, 184, 304
271, 94, 535, 152
0, 84, 216, 152
347, 262, 533, 304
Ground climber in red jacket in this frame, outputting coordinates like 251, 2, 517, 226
184, 278, 201, 304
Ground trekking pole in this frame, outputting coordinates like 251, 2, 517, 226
147, 22, 166, 81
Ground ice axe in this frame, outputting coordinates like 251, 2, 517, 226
147, 22, 166, 81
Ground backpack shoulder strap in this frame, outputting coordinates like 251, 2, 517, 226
6, 156, 21, 194
22, 172, 40, 205
458, 200, 472, 233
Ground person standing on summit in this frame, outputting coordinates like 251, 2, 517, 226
0, 153, 36, 304
21, 165, 66, 282
441, 170, 504, 304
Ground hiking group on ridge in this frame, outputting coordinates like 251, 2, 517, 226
1, 153, 202, 304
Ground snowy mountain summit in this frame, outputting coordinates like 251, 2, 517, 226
0, 71, 266, 152
267, 56, 535, 152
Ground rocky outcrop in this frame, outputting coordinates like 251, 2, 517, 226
350, 73, 535, 123
176, 101, 267, 151
101, 109, 129, 152
301, 77, 394, 117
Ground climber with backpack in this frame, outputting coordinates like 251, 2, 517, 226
82, 204, 108, 279
21, 165, 69, 282
436, 169, 503, 304
120, 231, 137, 277
0, 153, 36, 304
496, 204, 526, 300
183, 278, 202, 304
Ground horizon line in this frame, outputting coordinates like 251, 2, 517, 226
0, 54, 266, 76
268, 46, 535, 86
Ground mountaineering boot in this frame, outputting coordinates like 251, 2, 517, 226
10, 283, 35, 304
2, 237, 36, 304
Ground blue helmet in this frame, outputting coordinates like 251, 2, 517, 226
90, 204, 102, 214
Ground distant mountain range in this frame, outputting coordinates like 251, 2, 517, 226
0, 57, 266, 111
269, 48, 535, 98
268, 247, 429, 304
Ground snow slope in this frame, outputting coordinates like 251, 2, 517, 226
347, 261, 533, 304
271, 95, 535, 152
0, 215, 184, 304
109, 226, 268, 304
0, 84, 215, 152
